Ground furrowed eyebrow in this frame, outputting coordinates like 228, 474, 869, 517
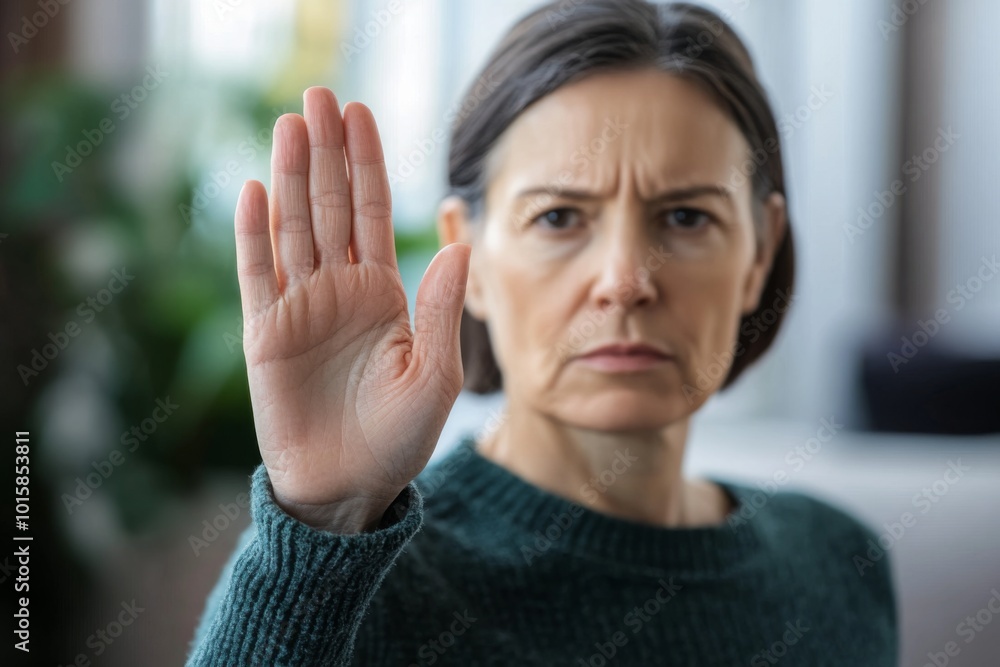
647, 184, 733, 206
513, 183, 733, 206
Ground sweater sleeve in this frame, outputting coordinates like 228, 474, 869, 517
185, 463, 424, 667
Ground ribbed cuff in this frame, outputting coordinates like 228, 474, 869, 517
187, 464, 424, 667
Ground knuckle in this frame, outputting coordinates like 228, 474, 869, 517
309, 189, 351, 210
356, 201, 392, 221
239, 261, 274, 278
274, 212, 311, 231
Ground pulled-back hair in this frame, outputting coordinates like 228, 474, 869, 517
446, 0, 796, 394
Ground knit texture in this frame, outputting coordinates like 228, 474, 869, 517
187, 432, 898, 666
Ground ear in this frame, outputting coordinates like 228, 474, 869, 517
437, 195, 487, 320
740, 191, 787, 315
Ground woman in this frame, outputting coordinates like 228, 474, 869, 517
187, 1, 897, 664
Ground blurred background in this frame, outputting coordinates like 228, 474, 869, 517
1, 0, 998, 665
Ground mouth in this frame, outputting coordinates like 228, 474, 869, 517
574, 346, 673, 373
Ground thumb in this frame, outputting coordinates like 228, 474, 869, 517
412, 242, 473, 387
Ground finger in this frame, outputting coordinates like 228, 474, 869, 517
342, 102, 398, 267
413, 243, 472, 389
303, 87, 352, 266
270, 113, 315, 285
235, 180, 279, 318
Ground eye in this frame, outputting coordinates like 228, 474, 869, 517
662, 207, 713, 230
531, 207, 583, 231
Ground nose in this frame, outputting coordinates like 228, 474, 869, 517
590, 215, 659, 311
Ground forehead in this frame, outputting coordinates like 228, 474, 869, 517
485, 67, 749, 200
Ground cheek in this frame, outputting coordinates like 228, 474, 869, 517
480, 256, 559, 369
666, 261, 748, 378
482, 254, 584, 397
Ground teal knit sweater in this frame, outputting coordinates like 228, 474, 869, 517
186, 432, 898, 666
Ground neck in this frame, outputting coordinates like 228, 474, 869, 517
475, 404, 730, 527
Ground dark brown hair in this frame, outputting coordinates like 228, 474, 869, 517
446, 0, 796, 394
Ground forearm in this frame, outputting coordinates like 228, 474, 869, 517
186, 464, 423, 667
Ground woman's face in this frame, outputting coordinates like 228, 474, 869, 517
440, 67, 786, 431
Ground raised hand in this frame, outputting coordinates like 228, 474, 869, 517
233, 87, 471, 533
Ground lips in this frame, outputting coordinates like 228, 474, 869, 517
574, 343, 673, 373
578, 343, 671, 360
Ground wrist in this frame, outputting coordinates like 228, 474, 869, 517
273, 491, 398, 535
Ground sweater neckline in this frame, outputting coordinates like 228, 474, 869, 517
432, 432, 765, 575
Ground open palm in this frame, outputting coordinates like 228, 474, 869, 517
234, 87, 471, 532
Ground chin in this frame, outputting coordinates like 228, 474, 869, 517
559, 392, 691, 432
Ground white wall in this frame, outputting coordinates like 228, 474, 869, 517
935, 0, 1000, 355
